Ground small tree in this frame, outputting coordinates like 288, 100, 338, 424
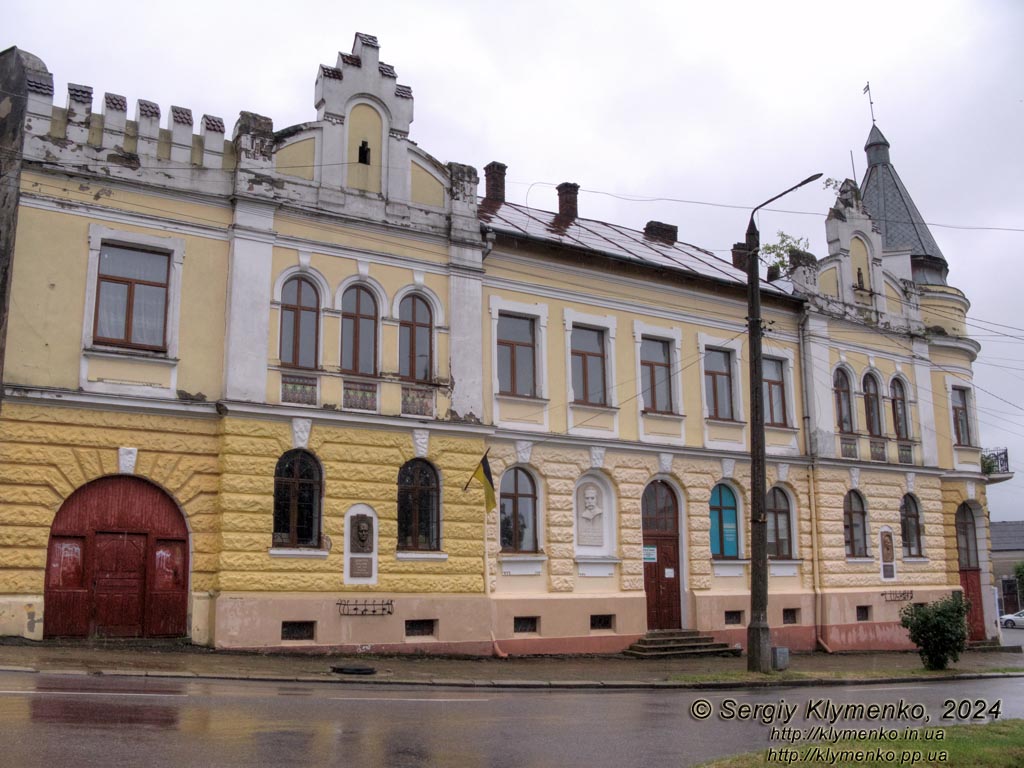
1015, 562, 1024, 608
900, 593, 970, 671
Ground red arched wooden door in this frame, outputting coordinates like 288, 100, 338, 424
955, 503, 986, 642
45, 476, 188, 639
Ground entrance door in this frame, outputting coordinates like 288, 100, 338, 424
955, 503, 986, 642
45, 476, 189, 639
642, 481, 681, 630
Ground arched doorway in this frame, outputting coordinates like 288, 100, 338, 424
955, 503, 986, 642
642, 480, 682, 630
45, 476, 188, 638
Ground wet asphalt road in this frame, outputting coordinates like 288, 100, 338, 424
0, 672, 1021, 767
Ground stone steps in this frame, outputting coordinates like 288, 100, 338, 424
624, 630, 742, 659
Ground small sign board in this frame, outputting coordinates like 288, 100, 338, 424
643, 545, 657, 563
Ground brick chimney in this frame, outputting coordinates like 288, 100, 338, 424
731, 242, 750, 272
484, 161, 507, 203
644, 220, 677, 244
556, 182, 579, 220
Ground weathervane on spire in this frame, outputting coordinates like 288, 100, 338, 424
863, 81, 876, 124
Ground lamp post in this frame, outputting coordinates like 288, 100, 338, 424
746, 173, 822, 673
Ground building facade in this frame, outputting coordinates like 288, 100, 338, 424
0, 35, 1005, 653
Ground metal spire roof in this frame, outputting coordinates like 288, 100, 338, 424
860, 125, 947, 281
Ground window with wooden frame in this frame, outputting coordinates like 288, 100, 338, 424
890, 379, 910, 440
704, 349, 734, 420
641, 480, 678, 535
766, 487, 792, 559
397, 459, 440, 551
340, 285, 377, 376
280, 276, 319, 369
763, 358, 787, 427
273, 449, 322, 548
863, 374, 883, 436
570, 326, 607, 406
93, 244, 170, 350
843, 491, 868, 558
500, 468, 537, 553
640, 337, 673, 413
399, 294, 432, 382
833, 369, 854, 433
497, 313, 536, 397
900, 494, 922, 558
955, 503, 978, 569
951, 387, 972, 446
709, 483, 738, 559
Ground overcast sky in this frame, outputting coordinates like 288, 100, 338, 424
7, 1, 1023, 520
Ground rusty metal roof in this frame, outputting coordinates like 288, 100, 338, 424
479, 199, 781, 293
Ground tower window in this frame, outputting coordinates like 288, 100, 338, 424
358, 140, 371, 166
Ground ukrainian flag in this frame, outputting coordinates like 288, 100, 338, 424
466, 450, 496, 511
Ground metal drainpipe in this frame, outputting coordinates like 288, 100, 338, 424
798, 306, 831, 653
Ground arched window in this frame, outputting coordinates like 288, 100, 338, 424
766, 487, 792, 559
890, 379, 909, 440
642, 480, 678, 535
280, 276, 319, 369
834, 369, 853, 434
500, 468, 537, 553
273, 449, 322, 548
341, 285, 377, 376
710, 483, 738, 559
863, 374, 882, 436
900, 494, 922, 557
955, 503, 978, 569
843, 491, 868, 558
399, 294, 432, 382
397, 459, 439, 551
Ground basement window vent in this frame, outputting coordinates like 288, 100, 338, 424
405, 619, 436, 637
724, 610, 744, 626
590, 614, 615, 631
513, 616, 539, 634
281, 621, 316, 641
782, 608, 799, 625
856, 605, 871, 622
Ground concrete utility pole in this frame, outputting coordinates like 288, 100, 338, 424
745, 173, 821, 674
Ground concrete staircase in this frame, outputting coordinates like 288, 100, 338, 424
624, 629, 742, 659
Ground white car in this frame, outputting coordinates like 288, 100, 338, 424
1001, 610, 1024, 628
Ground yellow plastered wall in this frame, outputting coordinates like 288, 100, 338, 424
217, 418, 486, 592
274, 138, 315, 181
819, 267, 839, 297
411, 161, 444, 207
346, 104, 382, 194
850, 237, 871, 294
0, 403, 222, 594
941, 482, 988, 586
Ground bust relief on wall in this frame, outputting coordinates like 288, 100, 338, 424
577, 482, 605, 547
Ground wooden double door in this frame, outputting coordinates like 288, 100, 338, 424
45, 477, 188, 639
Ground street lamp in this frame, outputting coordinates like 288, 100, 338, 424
745, 173, 822, 674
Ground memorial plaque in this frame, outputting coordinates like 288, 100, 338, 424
350, 514, 373, 553
349, 557, 373, 578
576, 482, 605, 547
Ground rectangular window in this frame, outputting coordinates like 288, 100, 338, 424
856, 605, 871, 622
952, 387, 971, 446
640, 337, 673, 413
763, 358, 787, 427
281, 621, 316, 640
704, 348, 734, 420
724, 610, 743, 625
513, 616, 539, 634
94, 244, 170, 350
404, 619, 436, 637
782, 608, 799, 625
590, 614, 615, 631
497, 314, 536, 397
571, 326, 607, 406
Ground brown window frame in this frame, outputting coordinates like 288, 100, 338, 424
951, 387, 972, 446
890, 379, 910, 440
570, 326, 608, 406
641, 480, 678, 535
280, 276, 320, 370
834, 369, 854, 434
399, 294, 433, 383
640, 337, 673, 414
955, 503, 979, 569
497, 313, 536, 397
273, 449, 322, 549
340, 285, 378, 376
766, 487, 792, 559
900, 494, 922, 558
843, 491, 868, 558
863, 374, 883, 436
397, 459, 440, 551
704, 348, 734, 421
763, 357, 788, 427
500, 468, 538, 553
92, 244, 171, 352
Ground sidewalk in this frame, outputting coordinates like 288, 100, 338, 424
1, 638, 1021, 689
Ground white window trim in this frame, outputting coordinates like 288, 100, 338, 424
762, 343, 799, 457
878, 525, 897, 581
573, 471, 617, 559
767, 483, 798, 561
268, 547, 330, 559
489, 296, 549, 432
498, 465, 545, 556
634, 320, 685, 445
698, 332, 745, 449
343, 504, 379, 586
342, 97, 390, 193
887, 372, 916, 443
272, 265, 330, 372
393, 284, 447, 382
81, 224, 186, 397
946, 376, 980, 470
565, 308, 618, 438
336, 273, 389, 377
710, 480, 745, 561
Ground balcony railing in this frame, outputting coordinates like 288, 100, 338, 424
982, 448, 1010, 475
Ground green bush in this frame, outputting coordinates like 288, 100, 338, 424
900, 593, 970, 670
